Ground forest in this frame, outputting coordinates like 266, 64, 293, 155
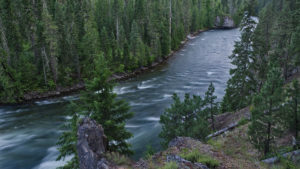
1, 0, 300, 168
0, 0, 246, 103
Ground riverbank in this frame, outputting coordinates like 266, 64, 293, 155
2, 28, 215, 105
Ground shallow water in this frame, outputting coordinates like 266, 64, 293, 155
0, 29, 239, 169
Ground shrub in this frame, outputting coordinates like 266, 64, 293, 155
180, 149, 219, 168
160, 162, 178, 169
105, 152, 131, 166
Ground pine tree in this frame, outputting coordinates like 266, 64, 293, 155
159, 93, 209, 147
286, 80, 300, 141
248, 65, 285, 156
57, 55, 134, 168
204, 82, 218, 131
79, 55, 134, 155
221, 6, 257, 113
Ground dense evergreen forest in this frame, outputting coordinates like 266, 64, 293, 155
0, 0, 247, 103
159, 0, 300, 163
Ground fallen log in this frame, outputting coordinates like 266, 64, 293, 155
262, 149, 300, 164
206, 122, 239, 139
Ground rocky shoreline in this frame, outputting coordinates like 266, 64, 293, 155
2, 29, 211, 105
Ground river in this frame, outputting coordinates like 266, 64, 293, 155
0, 28, 240, 169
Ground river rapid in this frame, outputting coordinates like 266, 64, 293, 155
0, 28, 240, 169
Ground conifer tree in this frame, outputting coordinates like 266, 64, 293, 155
286, 80, 300, 141
248, 65, 285, 156
222, 4, 257, 113
160, 93, 209, 147
204, 82, 218, 131
57, 55, 134, 168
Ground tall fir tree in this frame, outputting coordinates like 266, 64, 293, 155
57, 55, 134, 168
286, 80, 300, 142
222, 2, 257, 113
248, 65, 285, 156
204, 82, 218, 131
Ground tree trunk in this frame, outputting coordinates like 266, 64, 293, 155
169, 0, 172, 49
41, 47, 49, 85
211, 99, 215, 131
265, 122, 271, 156
295, 98, 298, 139
116, 16, 119, 44
0, 17, 10, 65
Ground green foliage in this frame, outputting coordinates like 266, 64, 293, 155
286, 80, 300, 141
159, 82, 219, 146
57, 55, 133, 168
144, 144, 155, 159
159, 93, 210, 147
204, 82, 219, 131
105, 152, 131, 166
180, 149, 220, 168
248, 65, 285, 157
238, 117, 249, 126
222, 7, 257, 113
56, 103, 79, 169
159, 162, 178, 169
0, 0, 244, 103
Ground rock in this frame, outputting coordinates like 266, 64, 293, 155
215, 16, 235, 29
168, 137, 196, 148
77, 118, 109, 169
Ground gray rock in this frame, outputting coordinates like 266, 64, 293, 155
168, 137, 192, 148
77, 118, 108, 169
215, 16, 235, 28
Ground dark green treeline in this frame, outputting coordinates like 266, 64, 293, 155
0, 0, 245, 103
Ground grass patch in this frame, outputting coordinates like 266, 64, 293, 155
238, 117, 249, 126
159, 162, 178, 169
207, 139, 222, 150
105, 152, 131, 166
180, 149, 219, 168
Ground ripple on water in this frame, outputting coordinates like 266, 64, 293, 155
35, 100, 62, 106
113, 86, 135, 95
144, 117, 160, 122
33, 146, 72, 169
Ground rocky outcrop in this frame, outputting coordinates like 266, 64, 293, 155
77, 118, 114, 169
215, 16, 236, 29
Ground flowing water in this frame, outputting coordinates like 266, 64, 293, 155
0, 29, 240, 169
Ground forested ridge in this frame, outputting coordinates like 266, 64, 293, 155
0, 0, 247, 103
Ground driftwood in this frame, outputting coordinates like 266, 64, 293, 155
262, 149, 300, 164
206, 122, 239, 139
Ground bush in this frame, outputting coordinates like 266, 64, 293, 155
160, 162, 178, 169
180, 150, 219, 168
105, 152, 131, 166
238, 117, 249, 126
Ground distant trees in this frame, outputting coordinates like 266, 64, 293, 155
0, 0, 243, 103
159, 82, 219, 146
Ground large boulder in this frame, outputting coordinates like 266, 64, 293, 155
77, 118, 111, 169
215, 16, 236, 29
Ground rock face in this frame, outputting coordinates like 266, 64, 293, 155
77, 118, 111, 169
215, 16, 235, 29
